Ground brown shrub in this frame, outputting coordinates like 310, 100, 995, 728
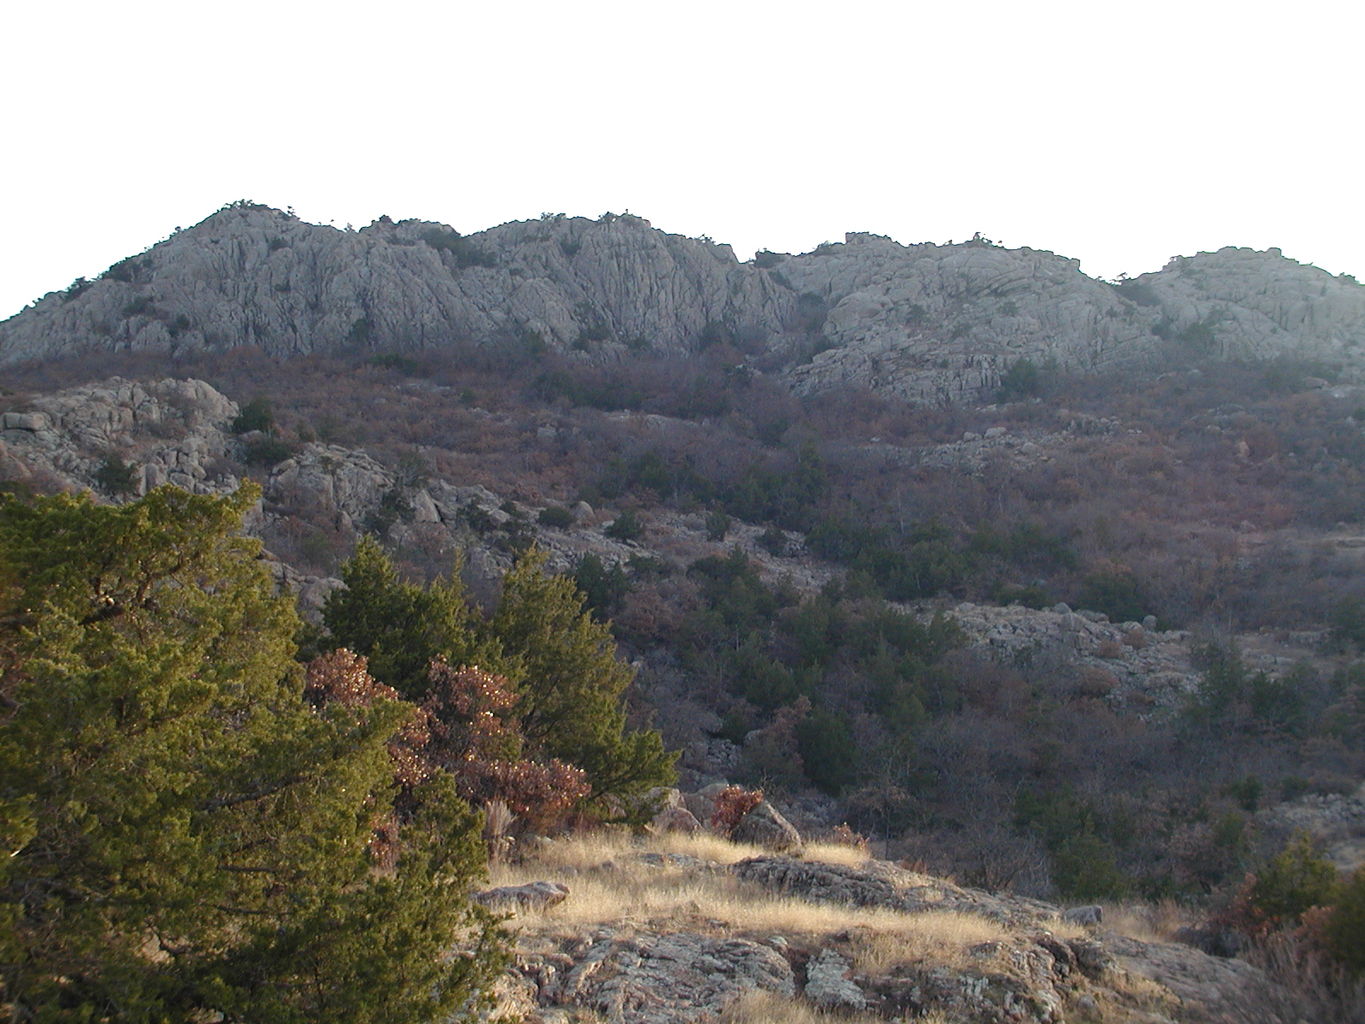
422, 661, 589, 833
711, 785, 764, 835
1095, 638, 1125, 659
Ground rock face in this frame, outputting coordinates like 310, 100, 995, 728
522, 931, 794, 1024
771, 234, 1157, 404
802, 949, 867, 1010
0, 377, 239, 497
0, 204, 792, 366
473, 881, 570, 913
1127, 246, 1365, 364
5, 205, 1364, 402
1256, 780, 1365, 873
730, 801, 803, 853
732, 856, 1059, 927
502, 844, 1304, 1024
1106, 934, 1304, 1024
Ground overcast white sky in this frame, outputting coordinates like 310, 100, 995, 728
3, 0, 1361, 320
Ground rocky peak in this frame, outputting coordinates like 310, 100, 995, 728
1128, 245, 1365, 362
4, 206, 1364, 403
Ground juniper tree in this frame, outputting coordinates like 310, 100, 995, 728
324, 540, 675, 811
322, 534, 500, 700
490, 548, 675, 807
0, 486, 503, 1023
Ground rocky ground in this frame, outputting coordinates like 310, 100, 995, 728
475, 803, 1306, 1024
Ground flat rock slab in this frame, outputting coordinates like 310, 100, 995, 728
537, 931, 794, 1024
474, 880, 570, 913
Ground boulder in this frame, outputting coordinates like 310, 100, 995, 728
731, 800, 802, 852
652, 806, 703, 836
535, 931, 794, 1024
803, 949, 867, 1010
1062, 904, 1103, 927
473, 881, 569, 913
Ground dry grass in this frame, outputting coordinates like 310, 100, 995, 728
493, 829, 1012, 970
848, 913, 1012, 973
721, 991, 959, 1024
719, 990, 894, 1024
800, 839, 874, 869
1098, 899, 1193, 943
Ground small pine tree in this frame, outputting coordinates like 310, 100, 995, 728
1246, 834, 1341, 928
322, 535, 499, 700
1325, 867, 1365, 972
231, 395, 274, 434
491, 549, 676, 808
93, 453, 138, 496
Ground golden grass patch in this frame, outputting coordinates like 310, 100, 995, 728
1098, 899, 1193, 943
491, 828, 1011, 968
719, 990, 884, 1024
800, 839, 874, 868
847, 912, 1011, 973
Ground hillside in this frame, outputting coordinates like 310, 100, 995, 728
480, 827, 1310, 1024
3, 204, 1365, 1021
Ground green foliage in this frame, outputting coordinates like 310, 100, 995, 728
1224, 775, 1263, 812
1247, 666, 1309, 734
1050, 829, 1130, 901
1185, 642, 1312, 734
604, 508, 644, 541
807, 515, 970, 600
995, 358, 1048, 401
1247, 834, 1341, 927
572, 553, 630, 620
323, 542, 674, 808
418, 227, 496, 269
120, 295, 155, 318
595, 443, 828, 532
1112, 277, 1160, 306
1015, 787, 1131, 900
681, 551, 964, 790
231, 396, 275, 434
705, 509, 731, 541
970, 521, 1077, 572
242, 435, 297, 466
491, 549, 675, 807
367, 352, 424, 376
102, 255, 149, 284
795, 708, 858, 794
534, 367, 646, 411
1077, 566, 1148, 623
0, 486, 503, 1022
1326, 867, 1365, 972
323, 536, 488, 701
758, 524, 787, 555
348, 315, 374, 346
1177, 317, 1219, 352
94, 453, 138, 496
365, 484, 414, 538
538, 504, 576, 529
1330, 597, 1365, 652
1189, 641, 1248, 718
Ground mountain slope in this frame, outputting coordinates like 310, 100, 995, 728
5, 204, 1363, 401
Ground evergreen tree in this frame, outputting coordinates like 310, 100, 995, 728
0, 486, 503, 1022
324, 540, 675, 810
322, 534, 501, 700
491, 548, 675, 806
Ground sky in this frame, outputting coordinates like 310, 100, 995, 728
3, 0, 1362, 320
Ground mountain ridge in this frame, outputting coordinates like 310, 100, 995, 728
5, 202, 1363, 401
